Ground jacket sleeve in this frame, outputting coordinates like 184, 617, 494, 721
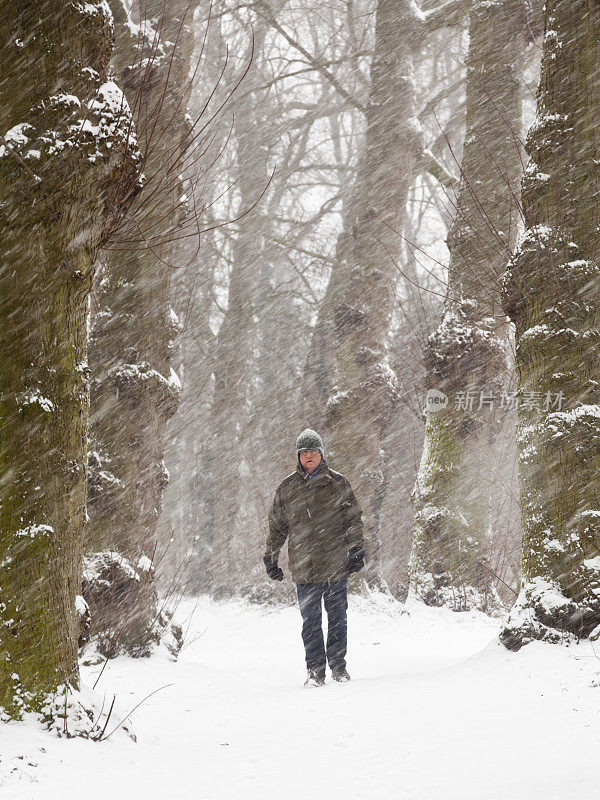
265, 484, 288, 562
341, 480, 365, 553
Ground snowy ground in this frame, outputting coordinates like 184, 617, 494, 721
2, 593, 600, 799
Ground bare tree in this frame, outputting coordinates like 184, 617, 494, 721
162, 0, 496, 599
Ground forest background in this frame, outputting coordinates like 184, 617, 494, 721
4, 0, 600, 721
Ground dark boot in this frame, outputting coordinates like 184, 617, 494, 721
304, 668, 326, 687
331, 667, 351, 682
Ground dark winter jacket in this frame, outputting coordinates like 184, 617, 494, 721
264, 460, 365, 583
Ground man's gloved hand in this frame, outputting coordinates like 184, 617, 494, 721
263, 555, 284, 581
346, 545, 365, 574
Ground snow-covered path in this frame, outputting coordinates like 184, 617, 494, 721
3, 594, 600, 799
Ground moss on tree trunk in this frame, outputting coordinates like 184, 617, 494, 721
0, 0, 140, 715
410, 0, 527, 612
500, 0, 600, 649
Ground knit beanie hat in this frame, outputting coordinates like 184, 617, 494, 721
296, 429, 324, 457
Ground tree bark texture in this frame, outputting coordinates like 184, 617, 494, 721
410, 0, 527, 612
325, 0, 431, 591
0, 0, 140, 713
500, 0, 600, 649
85, 0, 194, 655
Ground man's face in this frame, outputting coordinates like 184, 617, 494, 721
299, 449, 322, 474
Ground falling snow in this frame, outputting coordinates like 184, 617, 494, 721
2, 1, 600, 797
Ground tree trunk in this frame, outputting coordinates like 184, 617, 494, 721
208, 7, 289, 594
325, 0, 432, 592
158, 214, 217, 595
500, 0, 600, 649
0, 1, 139, 714
410, 0, 527, 612
85, 0, 193, 655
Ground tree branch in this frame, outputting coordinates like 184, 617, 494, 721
424, 0, 471, 33
422, 148, 458, 188
253, 0, 366, 113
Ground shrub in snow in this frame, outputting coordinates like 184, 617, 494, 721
240, 582, 296, 608
38, 683, 135, 741
82, 551, 161, 658
81, 551, 185, 660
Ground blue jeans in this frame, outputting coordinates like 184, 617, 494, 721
296, 580, 348, 672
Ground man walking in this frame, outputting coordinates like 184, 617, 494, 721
263, 429, 366, 687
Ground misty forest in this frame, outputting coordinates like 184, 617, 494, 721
2, 0, 600, 797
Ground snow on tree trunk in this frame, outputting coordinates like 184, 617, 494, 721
0, 0, 140, 716
409, 0, 527, 612
326, 0, 431, 592
84, 0, 193, 655
500, 0, 600, 649
307, 0, 471, 593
